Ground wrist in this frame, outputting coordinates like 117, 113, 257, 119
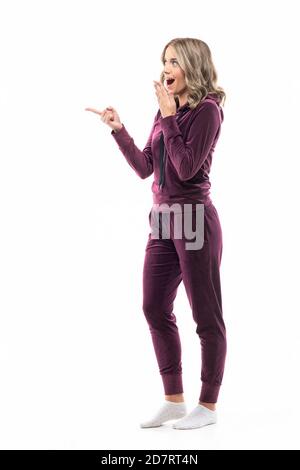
161, 112, 176, 119
113, 124, 123, 134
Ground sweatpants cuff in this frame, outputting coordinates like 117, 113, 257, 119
200, 382, 221, 403
161, 373, 183, 395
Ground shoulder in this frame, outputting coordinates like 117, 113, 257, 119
191, 99, 222, 126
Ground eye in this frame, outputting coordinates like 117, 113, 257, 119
163, 59, 178, 65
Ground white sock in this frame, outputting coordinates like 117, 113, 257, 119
172, 404, 217, 430
140, 400, 187, 428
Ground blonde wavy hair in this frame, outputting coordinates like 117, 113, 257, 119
159, 37, 226, 109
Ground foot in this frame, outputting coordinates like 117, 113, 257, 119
140, 400, 187, 428
172, 404, 217, 430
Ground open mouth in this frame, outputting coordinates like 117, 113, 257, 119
166, 78, 175, 86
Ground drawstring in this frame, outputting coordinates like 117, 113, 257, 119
158, 131, 165, 190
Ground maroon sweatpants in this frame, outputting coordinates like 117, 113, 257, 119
142, 201, 226, 403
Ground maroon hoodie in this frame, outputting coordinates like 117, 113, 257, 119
111, 92, 224, 206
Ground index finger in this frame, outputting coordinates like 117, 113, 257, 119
85, 107, 103, 115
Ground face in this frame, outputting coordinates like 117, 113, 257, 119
163, 45, 188, 102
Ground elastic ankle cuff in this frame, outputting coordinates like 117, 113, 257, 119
200, 382, 221, 403
161, 373, 183, 395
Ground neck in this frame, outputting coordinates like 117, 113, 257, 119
177, 98, 188, 109
177, 92, 189, 108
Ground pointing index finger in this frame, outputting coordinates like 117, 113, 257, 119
85, 107, 103, 115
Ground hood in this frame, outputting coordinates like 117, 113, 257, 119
205, 92, 221, 103
163, 93, 223, 121
205, 92, 224, 122
176, 92, 222, 111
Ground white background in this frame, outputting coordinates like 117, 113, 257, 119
0, 0, 300, 450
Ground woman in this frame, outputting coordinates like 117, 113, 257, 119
85, 37, 227, 430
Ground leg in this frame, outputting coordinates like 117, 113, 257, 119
140, 235, 188, 427
142, 236, 184, 397
173, 203, 227, 405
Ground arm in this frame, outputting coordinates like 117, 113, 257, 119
111, 111, 159, 180
160, 102, 221, 181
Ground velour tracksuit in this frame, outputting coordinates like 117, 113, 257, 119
111, 93, 226, 403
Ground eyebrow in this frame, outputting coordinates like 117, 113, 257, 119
164, 58, 177, 60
